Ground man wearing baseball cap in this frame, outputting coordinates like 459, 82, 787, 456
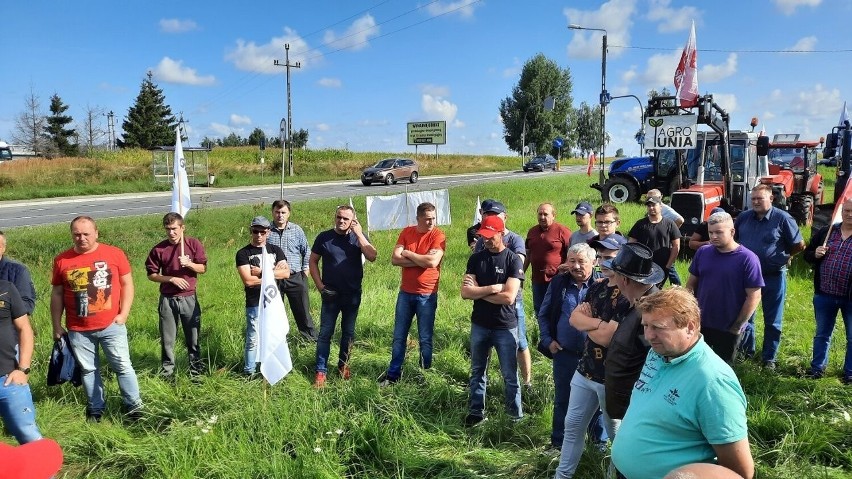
568, 201, 598, 247
628, 196, 682, 287
235, 216, 290, 376
461, 215, 525, 426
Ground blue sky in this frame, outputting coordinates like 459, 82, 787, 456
2, 0, 849, 156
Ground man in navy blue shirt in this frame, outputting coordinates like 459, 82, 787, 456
734, 184, 805, 368
309, 205, 377, 387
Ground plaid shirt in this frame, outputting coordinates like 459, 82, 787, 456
268, 222, 310, 273
820, 227, 852, 297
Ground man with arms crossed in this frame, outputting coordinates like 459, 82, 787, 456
379, 202, 446, 386
51, 216, 143, 421
461, 215, 524, 426
146, 212, 208, 377
686, 211, 763, 364
612, 287, 754, 479
268, 200, 317, 341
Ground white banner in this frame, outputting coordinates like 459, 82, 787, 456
258, 246, 292, 385
365, 189, 451, 231
646, 114, 698, 150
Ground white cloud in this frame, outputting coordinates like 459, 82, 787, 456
701, 53, 737, 83
712, 93, 738, 113
773, 0, 821, 15
426, 0, 481, 18
316, 123, 330, 131
503, 57, 522, 78
209, 122, 234, 137
225, 28, 314, 73
453, 119, 465, 128
564, 0, 636, 59
646, 0, 700, 33
322, 14, 378, 52
318, 77, 342, 88
781, 84, 842, 118
152, 57, 215, 86
421, 94, 458, 123
421, 84, 450, 97
786, 36, 817, 52
159, 18, 198, 33
229, 114, 251, 126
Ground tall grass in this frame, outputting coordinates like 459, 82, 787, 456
4, 173, 852, 478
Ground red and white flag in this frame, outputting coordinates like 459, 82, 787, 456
674, 21, 699, 108
586, 152, 596, 177
830, 179, 852, 226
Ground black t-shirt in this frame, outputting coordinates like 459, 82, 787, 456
693, 221, 710, 242
604, 285, 658, 420
577, 279, 630, 383
0, 280, 26, 376
465, 248, 525, 329
467, 223, 480, 246
628, 218, 681, 269
235, 244, 287, 307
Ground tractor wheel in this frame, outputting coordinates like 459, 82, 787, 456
602, 177, 639, 204
790, 195, 814, 226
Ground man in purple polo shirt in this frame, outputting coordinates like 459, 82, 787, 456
686, 211, 763, 364
145, 212, 208, 378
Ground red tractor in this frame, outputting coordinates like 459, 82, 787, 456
758, 134, 825, 225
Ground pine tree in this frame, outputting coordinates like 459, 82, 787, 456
43, 93, 78, 157
119, 72, 177, 149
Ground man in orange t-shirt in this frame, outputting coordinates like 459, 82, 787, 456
379, 202, 446, 386
50, 216, 142, 422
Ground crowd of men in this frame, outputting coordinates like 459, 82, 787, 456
2, 183, 851, 479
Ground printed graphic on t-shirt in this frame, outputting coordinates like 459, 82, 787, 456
65, 261, 112, 317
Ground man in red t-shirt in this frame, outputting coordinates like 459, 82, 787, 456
524, 202, 572, 317
379, 202, 446, 386
50, 216, 142, 422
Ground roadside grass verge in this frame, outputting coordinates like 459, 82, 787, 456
4, 172, 852, 478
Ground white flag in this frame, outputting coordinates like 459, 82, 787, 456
171, 128, 192, 217
674, 21, 699, 108
839, 101, 848, 127
258, 245, 292, 385
473, 196, 482, 226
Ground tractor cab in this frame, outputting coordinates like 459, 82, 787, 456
758, 134, 824, 225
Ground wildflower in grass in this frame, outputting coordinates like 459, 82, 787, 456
314, 447, 322, 453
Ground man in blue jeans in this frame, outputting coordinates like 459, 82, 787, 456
379, 202, 446, 386
236, 216, 289, 376
735, 184, 805, 368
310, 205, 377, 388
0, 280, 42, 443
803, 198, 852, 382
51, 216, 143, 422
462, 215, 525, 426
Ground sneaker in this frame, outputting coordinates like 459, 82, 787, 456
124, 405, 144, 422
314, 371, 327, 388
804, 369, 824, 379
541, 445, 561, 457
464, 414, 487, 428
338, 364, 351, 380
842, 376, 852, 385
377, 372, 399, 387
86, 411, 102, 423
762, 360, 776, 370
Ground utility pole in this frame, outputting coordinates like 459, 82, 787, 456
274, 44, 300, 177
105, 111, 116, 150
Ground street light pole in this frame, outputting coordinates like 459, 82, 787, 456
569, 24, 608, 186
610, 94, 646, 155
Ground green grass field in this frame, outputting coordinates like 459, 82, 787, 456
4, 172, 852, 478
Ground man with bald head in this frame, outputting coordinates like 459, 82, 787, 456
686, 212, 763, 364
525, 202, 572, 317
50, 216, 142, 422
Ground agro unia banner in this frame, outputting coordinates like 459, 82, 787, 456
365, 189, 451, 231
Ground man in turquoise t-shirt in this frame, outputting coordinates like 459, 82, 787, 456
611, 287, 754, 479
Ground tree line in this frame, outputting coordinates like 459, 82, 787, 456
9, 72, 309, 159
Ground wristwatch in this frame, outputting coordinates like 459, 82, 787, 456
16, 366, 30, 375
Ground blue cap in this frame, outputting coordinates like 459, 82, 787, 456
588, 235, 627, 251
571, 201, 594, 216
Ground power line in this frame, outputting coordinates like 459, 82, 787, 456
611, 44, 852, 54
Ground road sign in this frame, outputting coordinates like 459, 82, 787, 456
407, 121, 446, 145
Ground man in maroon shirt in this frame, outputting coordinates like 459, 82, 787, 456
524, 202, 572, 317
145, 212, 208, 378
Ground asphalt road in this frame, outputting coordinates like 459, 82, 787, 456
0, 166, 585, 229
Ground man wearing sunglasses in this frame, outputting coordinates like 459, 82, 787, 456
236, 216, 290, 377
309, 205, 377, 388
